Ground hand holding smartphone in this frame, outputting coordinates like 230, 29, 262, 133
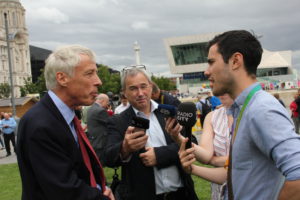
130, 116, 149, 136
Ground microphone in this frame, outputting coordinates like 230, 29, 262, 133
157, 104, 177, 118
176, 102, 197, 149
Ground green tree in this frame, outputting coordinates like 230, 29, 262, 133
34, 68, 47, 97
20, 77, 39, 97
97, 64, 121, 94
151, 76, 176, 91
19, 68, 47, 97
0, 83, 11, 98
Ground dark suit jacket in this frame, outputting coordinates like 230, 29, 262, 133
87, 103, 109, 165
16, 93, 108, 200
104, 106, 198, 200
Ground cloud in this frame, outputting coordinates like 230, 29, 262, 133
131, 21, 150, 31
27, 7, 69, 24
20, 0, 300, 75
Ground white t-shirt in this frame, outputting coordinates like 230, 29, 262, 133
114, 103, 130, 114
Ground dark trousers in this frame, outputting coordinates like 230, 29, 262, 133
3, 132, 16, 154
156, 187, 187, 200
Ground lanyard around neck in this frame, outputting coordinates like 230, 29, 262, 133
232, 85, 261, 143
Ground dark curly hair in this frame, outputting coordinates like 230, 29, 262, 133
207, 30, 263, 76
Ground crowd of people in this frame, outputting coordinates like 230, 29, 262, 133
12, 30, 300, 200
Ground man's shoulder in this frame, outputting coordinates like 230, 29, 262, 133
246, 91, 289, 124
19, 101, 55, 133
88, 103, 103, 113
163, 91, 177, 100
252, 90, 279, 106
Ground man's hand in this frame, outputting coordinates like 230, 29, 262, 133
178, 138, 196, 174
103, 187, 115, 200
165, 118, 184, 145
278, 180, 300, 200
139, 147, 157, 167
121, 126, 148, 158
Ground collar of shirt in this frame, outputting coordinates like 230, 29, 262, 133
132, 100, 158, 117
229, 82, 260, 119
48, 90, 75, 127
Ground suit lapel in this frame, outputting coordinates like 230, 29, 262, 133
41, 93, 77, 144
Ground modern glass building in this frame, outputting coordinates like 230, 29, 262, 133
164, 33, 295, 93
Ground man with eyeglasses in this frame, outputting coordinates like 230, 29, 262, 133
104, 67, 198, 200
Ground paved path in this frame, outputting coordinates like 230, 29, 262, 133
0, 144, 17, 165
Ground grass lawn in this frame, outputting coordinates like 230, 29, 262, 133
0, 163, 211, 199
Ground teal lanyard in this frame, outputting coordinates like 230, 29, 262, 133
232, 85, 261, 143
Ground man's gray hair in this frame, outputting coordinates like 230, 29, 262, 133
121, 67, 151, 90
44, 45, 96, 90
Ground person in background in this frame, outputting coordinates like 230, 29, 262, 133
0, 112, 4, 150
0, 129, 4, 150
1, 113, 17, 157
274, 93, 285, 107
104, 67, 198, 200
290, 93, 299, 134
16, 45, 113, 200
87, 93, 110, 164
114, 93, 130, 114
0, 118, 4, 150
196, 94, 212, 126
75, 106, 87, 132
151, 82, 181, 107
207, 92, 222, 110
106, 104, 114, 116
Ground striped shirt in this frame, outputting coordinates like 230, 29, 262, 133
211, 106, 231, 157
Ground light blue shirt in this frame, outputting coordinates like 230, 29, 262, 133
133, 100, 183, 194
48, 90, 77, 143
1, 117, 17, 134
228, 82, 300, 199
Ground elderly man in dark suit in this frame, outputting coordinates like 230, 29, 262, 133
16, 45, 114, 200
104, 67, 198, 200
87, 93, 110, 165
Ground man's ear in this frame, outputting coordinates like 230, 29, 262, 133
56, 72, 69, 87
230, 52, 243, 71
122, 89, 128, 99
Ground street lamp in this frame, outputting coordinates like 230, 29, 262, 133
4, 12, 16, 117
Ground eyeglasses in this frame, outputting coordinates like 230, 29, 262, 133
122, 65, 146, 75
127, 83, 151, 93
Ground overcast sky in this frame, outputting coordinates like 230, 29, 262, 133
21, 0, 300, 76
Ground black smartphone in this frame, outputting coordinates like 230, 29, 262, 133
131, 116, 149, 133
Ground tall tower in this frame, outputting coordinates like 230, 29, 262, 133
0, 0, 31, 97
133, 41, 141, 65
